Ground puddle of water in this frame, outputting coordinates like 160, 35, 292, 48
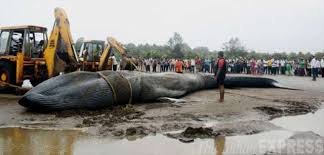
271, 108, 324, 136
222, 130, 294, 155
74, 130, 293, 155
0, 127, 81, 155
0, 126, 293, 155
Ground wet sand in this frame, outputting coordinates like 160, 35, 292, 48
0, 75, 323, 154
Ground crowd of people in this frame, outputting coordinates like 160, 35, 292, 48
135, 56, 324, 80
137, 57, 215, 73
226, 57, 324, 80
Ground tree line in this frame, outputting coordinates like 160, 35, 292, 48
75, 32, 324, 60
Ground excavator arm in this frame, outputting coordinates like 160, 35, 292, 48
98, 37, 127, 70
44, 7, 79, 78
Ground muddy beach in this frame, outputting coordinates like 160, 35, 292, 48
0, 75, 323, 154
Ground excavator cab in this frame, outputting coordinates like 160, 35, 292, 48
0, 26, 48, 87
0, 7, 79, 90
78, 37, 138, 72
79, 40, 105, 62
0, 26, 47, 57
79, 40, 106, 71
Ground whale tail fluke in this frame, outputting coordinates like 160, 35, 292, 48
271, 81, 300, 90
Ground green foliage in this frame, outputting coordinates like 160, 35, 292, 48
95, 34, 324, 60
315, 52, 324, 59
172, 44, 185, 58
167, 32, 183, 48
222, 37, 248, 58
288, 52, 298, 60
125, 43, 171, 59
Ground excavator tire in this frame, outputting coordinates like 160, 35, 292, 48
0, 61, 16, 92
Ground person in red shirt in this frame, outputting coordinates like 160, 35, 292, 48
175, 59, 183, 73
214, 52, 226, 102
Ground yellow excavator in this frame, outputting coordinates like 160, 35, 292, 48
79, 37, 137, 71
0, 8, 78, 89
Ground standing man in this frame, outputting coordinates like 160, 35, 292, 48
272, 59, 278, 75
316, 58, 321, 78
175, 59, 183, 73
268, 58, 272, 75
310, 56, 317, 81
145, 59, 150, 72
263, 59, 268, 74
160, 59, 165, 72
152, 59, 157, 72
171, 59, 176, 72
191, 58, 196, 73
111, 53, 118, 71
321, 58, 324, 78
214, 52, 226, 103
282, 59, 287, 75
196, 57, 202, 72
211, 57, 215, 73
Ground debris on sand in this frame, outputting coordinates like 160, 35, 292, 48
253, 100, 319, 119
125, 126, 156, 137
166, 120, 282, 142
254, 106, 284, 115
179, 137, 194, 143
166, 126, 216, 143
182, 127, 214, 138
53, 105, 145, 128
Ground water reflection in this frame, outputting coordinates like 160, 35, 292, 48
0, 126, 301, 155
214, 135, 225, 155
212, 131, 292, 155
0, 127, 80, 155
271, 108, 324, 136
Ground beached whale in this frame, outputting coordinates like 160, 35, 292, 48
19, 71, 283, 112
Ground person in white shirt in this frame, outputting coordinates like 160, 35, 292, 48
280, 60, 286, 75
79, 44, 89, 61
315, 59, 320, 78
263, 60, 268, 74
276, 60, 280, 75
272, 59, 278, 75
310, 56, 317, 81
111, 53, 118, 71
191, 59, 196, 73
171, 59, 176, 72
321, 58, 324, 78
145, 59, 151, 72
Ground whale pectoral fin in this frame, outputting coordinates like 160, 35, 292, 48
157, 97, 186, 103
144, 87, 187, 100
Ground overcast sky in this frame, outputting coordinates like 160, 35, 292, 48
1, 0, 324, 53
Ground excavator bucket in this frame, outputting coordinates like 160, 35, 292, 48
44, 7, 79, 78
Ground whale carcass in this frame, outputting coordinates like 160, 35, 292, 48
19, 71, 283, 112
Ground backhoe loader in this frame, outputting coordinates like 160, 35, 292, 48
0, 8, 78, 90
79, 37, 137, 71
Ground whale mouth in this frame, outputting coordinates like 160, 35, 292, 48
19, 93, 62, 112
18, 71, 117, 112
